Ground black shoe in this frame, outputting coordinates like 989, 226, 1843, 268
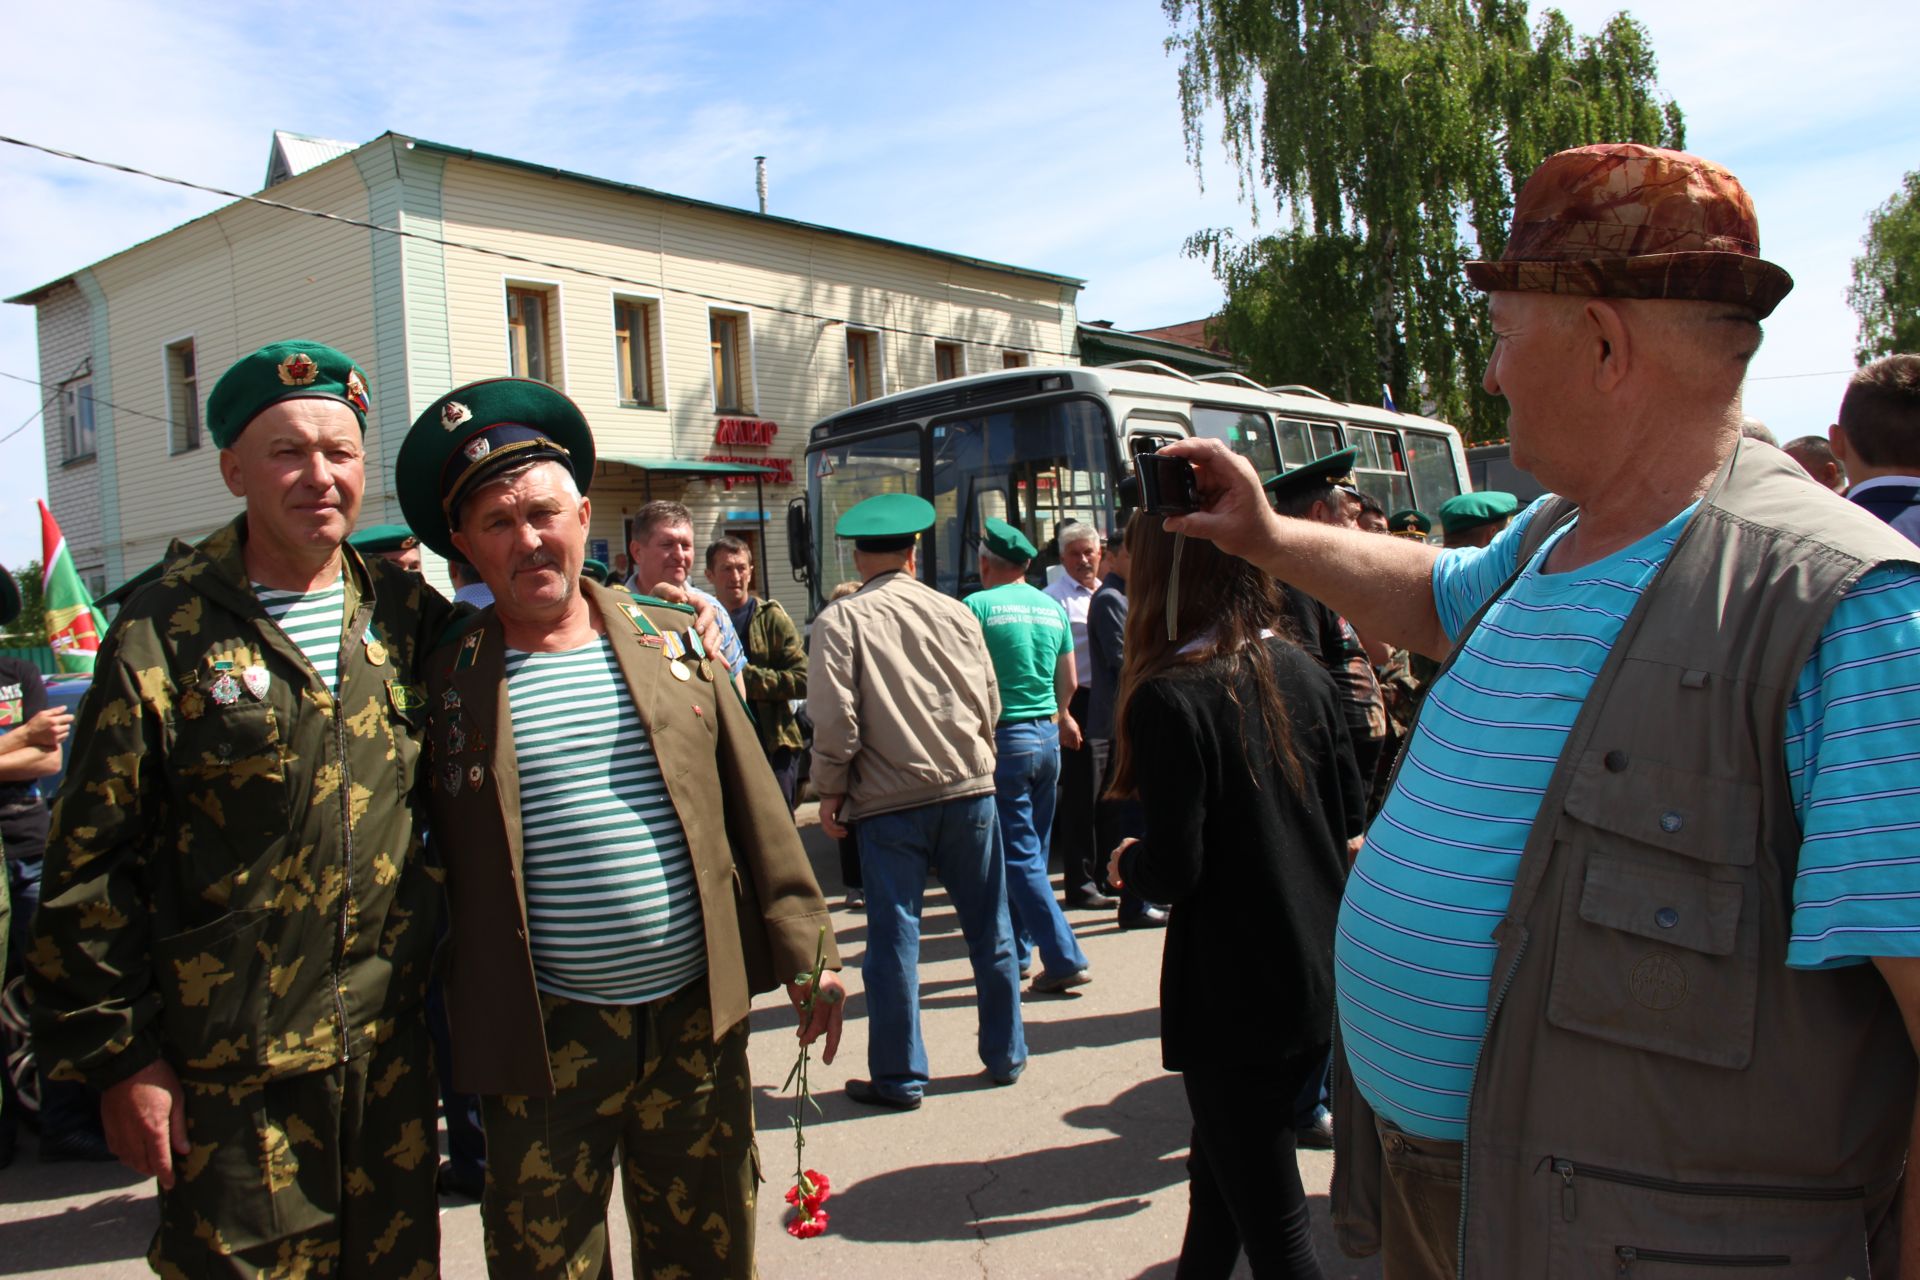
1064, 892, 1119, 910
1119, 905, 1170, 930
845, 1078, 921, 1111
1295, 1107, 1335, 1150
437, 1158, 486, 1200
38, 1128, 115, 1163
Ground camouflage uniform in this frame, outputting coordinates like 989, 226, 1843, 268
28, 515, 453, 1278
481, 977, 757, 1280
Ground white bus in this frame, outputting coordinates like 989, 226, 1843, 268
790, 362, 1471, 615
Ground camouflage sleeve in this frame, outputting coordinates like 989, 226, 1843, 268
740, 601, 806, 702
27, 630, 168, 1089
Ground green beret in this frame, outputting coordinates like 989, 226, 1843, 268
0, 564, 19, 629
982, 516, 1037, 564
1438, 491, 1520, 535
206, 340, 370, 449
1388, 508, 1433, 536
1264, 447, 1360, 503
582, 558, 612, 586
396, 378, 596, 559
346, 523, 419, 555
835, 493, 935, 550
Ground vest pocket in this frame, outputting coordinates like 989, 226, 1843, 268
152, 907, 274, 1075
1544, 1157, 1867, 1278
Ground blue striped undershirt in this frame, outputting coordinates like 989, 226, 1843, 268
1336, 499, 1920, 1140
254, 578, 346, 693
505, 637, 706, 1005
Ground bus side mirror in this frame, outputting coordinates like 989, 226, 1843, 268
787, 497, 812, 585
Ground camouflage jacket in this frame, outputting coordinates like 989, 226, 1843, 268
27, 516, 454, 1090
739, 596, 807, 755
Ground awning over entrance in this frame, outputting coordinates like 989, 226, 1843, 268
601, 456, 780, 594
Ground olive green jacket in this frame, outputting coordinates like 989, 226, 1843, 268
28, 516, 454, 1089
424, 580, 835, 1098
740, 596, 806, 755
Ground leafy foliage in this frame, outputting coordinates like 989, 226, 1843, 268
1849, 170, 1920, 363
1167, 0, 1685, 440
1, 559, 46, 647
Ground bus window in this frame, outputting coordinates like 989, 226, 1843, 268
928, 398, 1114, 598
1274, 418, 1313, 468
810, 428, 919, 597
1311, 422, 1343, 458
1192, 405, 1280, 480
1349, 425, 1415, 514
1404, 428, 1464, 513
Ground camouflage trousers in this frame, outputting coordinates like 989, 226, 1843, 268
150, 1015, 439, 1279
480, 975, 759, 1280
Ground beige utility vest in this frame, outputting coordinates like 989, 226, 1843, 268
1337, 440, 1920, 1276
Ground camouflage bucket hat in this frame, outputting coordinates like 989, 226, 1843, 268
1465, 143, 1793, 319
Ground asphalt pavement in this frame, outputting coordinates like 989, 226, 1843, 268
0, 806, 1382, 1278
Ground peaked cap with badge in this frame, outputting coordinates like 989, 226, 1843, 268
982, 516, 1038, 565
206, 340, 372, 449
1264, 447, 1361, 504
1388, 508, 1433, 538
1465, 142, 1793, 319
836, 493, 936, 552
1438, 490, 1520, 537
397, 378, 596, 558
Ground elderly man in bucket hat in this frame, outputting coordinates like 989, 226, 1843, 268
1155, 143, 1920, 1277
29, 340, 455, 1275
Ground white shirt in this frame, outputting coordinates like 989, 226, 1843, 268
1043, 575, 1096, 688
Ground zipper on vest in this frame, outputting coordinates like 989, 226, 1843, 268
1616, 1246, 1791, 1273
1552, 1156, 1865, 1211
1457, 928, 1530, 1277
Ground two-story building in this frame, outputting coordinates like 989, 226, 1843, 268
8, 130, 1084, 615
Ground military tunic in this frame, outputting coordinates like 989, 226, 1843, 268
28, 515, 454, 1278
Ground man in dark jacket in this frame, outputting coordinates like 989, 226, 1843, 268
705, 536, 807, 808
1086, 519, 1164, 930
1832, 354, 1920, 544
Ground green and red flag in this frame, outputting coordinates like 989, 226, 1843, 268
38, 500, 107, 673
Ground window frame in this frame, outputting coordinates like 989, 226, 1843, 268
707, 306, 756, 414
845, 325, 884, 406
934, 340, 966, 382
162, 334, 201, 455
60, 378, 97, 462
503, 277, 566, 388
1002, 350, 1030, 369
609, 291, 665, 409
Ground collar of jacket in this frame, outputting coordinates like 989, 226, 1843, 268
177, 513, 374, 624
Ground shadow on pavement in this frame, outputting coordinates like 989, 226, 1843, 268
0, 1132, 152, 1275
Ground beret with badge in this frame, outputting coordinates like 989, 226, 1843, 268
206, 340, 372, 449
835, 493, 936, 554
1464, 142, 1792, 318
1264, 447, 1361, 504
346, 523, 419, 556
982, 516, 1038, 565
1439, 491, 1520, 537
396, 378, 596, 559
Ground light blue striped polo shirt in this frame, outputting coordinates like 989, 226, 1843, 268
255, 578, 346, 693
506, 637, 707, 1005
1336, 499, 1920, 1140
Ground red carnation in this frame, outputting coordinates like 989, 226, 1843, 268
786, 1207, 830, 1239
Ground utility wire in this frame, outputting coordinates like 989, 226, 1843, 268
0, 369, 173, 426
0, 133, 1078, 358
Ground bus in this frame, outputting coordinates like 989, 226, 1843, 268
788, 362, 1472, 616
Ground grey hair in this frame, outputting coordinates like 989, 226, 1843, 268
1056, 520, 1099, 553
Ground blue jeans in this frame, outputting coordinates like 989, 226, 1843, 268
993, 721, 1088, 981
858, 794, 1025, 1101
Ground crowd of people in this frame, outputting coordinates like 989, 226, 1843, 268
2, 137, 1920, 1280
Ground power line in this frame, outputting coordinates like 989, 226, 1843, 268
1748, 369, 1853, 382
0, 133, 1078, 358
0, 369, 173, 427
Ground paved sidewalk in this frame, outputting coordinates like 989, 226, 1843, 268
0, 810, 1381, 1278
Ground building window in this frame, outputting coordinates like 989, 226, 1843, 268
846, 329, 880, 405
935, 341, 964, 382
1002, 350, 1030, 369
61, 380, 97, 460
710, 310, 751, 413
613, 297, 660, 406
167, 339, 201, 453
507, 286, 555, 383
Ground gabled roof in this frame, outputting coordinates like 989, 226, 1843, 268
265, 130, 356, 188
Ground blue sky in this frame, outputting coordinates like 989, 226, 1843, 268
2, 0, 1916, 574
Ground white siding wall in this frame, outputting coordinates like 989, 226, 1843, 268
88, 159, 376, 571
434, 158, 1079, 618
35, 283, 103, 581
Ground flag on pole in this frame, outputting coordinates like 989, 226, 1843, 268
38, 500, 106, 673
1382, 383, 1398, 413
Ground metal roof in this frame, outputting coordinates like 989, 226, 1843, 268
265, 131, 356, 188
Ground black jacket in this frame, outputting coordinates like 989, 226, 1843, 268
1116, 637, 1364, 1070
1086, 573, 1127, 741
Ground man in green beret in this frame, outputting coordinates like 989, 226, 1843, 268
347, 523, 423, 573
965, 517, 1091, 993
808, 494, 1025, 1109
398, 376, 842, 1278
1437, 490, 1520, 549
29, 339, 453, 1275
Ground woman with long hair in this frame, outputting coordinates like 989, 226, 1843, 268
1107, 512, 1365, 1279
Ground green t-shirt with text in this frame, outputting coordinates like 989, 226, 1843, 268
966, 582, 1072, 723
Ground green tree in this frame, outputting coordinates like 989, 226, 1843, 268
2, 560, 45, 648
1168, 1, 1685, 440
1849, 170, 1920, 363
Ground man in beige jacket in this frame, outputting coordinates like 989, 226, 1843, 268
808, 493, 1025, 1110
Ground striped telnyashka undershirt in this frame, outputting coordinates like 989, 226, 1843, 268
254, 578, 346, 693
